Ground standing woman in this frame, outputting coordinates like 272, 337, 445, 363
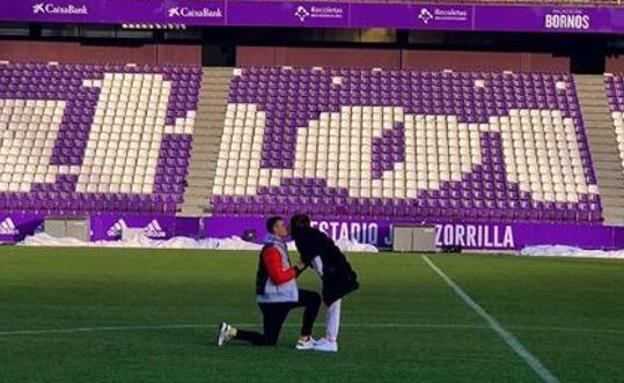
290, 214, 359, 353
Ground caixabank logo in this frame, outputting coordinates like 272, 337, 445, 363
293, 5, 345, 23
167, 6, 223, 19
32, 2, 88, 15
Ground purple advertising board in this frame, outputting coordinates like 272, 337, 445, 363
203, 215, 624, 251
349, 3, 473, 31
473, 6, 624, 33
0, 213, 200, 243
0, 213, 45, 243
89, 214, 177, 241
2, 1, 624, 34
173, 216, 201, 238
88, 215, 199, 241
228, 1, 350, 28
0, 211, 622, 250
0, 0, 226, 25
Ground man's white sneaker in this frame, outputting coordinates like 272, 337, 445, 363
217, 322, 233, 346
295, 337, 315, 350
313, 338, 338, 353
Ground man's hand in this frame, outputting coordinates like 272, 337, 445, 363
296, 260, 306, 270
293, 260, 307, 278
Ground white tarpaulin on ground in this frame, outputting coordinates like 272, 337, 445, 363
521, 245, 624, 259
18, 233, 378, 253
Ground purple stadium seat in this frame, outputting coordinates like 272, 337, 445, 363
213, 66, 602, 224
0, 62, 201, 216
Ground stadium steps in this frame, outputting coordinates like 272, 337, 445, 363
575, 74, 624, 224
179, 67, 233, 216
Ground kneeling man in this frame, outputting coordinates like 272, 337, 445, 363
217, 216, 321, 349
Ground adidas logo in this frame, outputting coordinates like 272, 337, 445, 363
106, 219, 127, 237
0, 217, 19, 235
106, 219, 167, 238
143, 219, 166, 238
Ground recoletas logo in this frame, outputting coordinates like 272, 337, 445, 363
293, 5, 344, 22
294, 6, 310, 22
418, 8, 433, 24
417, 6, 469, 25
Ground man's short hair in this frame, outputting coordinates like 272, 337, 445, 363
266, 216, 283, 234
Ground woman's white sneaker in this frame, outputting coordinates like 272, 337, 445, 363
295, 337, 315, 350
313, 338, 338, 353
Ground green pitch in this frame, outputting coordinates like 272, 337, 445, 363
1, 248, 623, 382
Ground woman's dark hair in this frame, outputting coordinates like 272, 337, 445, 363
266, 216, 283, 234
289, 214, 311, 237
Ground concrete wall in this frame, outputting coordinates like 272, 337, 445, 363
401, 50, 569, 72
237, 46, 570, 72
0, 40, 201, 65
236, 46, 401, 68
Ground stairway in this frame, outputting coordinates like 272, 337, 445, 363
178, 67, 232, 216
575, 74, 624, 224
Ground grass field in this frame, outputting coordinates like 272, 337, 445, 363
1, 248, 623, 382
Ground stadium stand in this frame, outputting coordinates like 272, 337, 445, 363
0, 63, 613, 224
0, 62, 201, 214
574, 74, 624, 223
180, 68, 232, 216
605, 74, 624, 172
602, 73, 624, 211
211, 67, 603, 223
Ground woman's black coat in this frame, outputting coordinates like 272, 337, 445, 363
292, 227, 359, 306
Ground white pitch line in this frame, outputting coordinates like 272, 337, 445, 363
421, 255, 560, 383
508, 325, 624, 336
0, 322, 621, 338
0, 324, 204, 336
0, 323, 489, 337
